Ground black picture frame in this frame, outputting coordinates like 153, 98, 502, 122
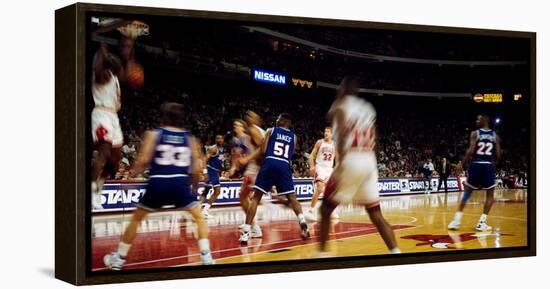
55, 2, 536, 285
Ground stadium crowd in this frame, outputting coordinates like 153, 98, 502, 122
107, 83, 528, 185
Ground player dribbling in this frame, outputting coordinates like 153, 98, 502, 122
232, 118, 263, 238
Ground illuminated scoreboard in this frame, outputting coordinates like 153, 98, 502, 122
473, 93, 503, 103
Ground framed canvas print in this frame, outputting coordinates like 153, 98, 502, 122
55, 2, 536, 285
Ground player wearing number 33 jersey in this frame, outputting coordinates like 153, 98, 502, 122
137, 127, 199, 211
103, 103, 213, 271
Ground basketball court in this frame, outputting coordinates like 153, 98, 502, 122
91, 188, 527, 271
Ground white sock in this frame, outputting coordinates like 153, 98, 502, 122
242, 224, 251, 232
454, 211, 463, 221
298, 213, 306, 224
390, 248, 402, 254
117, 242, 131, 258
479, 214, 488, 223
198, 238, 210, 252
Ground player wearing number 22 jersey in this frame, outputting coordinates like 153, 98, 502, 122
448, 114, 501, 232
239, 113, 310, 244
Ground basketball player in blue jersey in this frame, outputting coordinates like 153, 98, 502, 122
103, 103, 213, 270
448, 115, 501, 231
201, 134, 225, 218
239, 113, 310, 244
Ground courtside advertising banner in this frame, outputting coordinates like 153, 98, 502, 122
93, 177, 464, 213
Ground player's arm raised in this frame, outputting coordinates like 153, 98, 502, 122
309, 140, 321, 176
462, 131, 478, 169
249, 125, 264, 148
129, 130, 158, 177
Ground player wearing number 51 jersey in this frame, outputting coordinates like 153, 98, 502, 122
103, 103, 213, 270
239, 113, 310, 244
449, 115, 501, 231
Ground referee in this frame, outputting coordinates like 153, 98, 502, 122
437, 157, 451, 193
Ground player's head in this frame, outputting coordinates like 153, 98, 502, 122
233, 119, 248, 136
476, 114, 490, 128
215, 134, 224, 146
336, 75, 360, 99
276, 113, 292, 128
160, 102, 184, 128
245, 110, 262, 126
324, 126, 332, 140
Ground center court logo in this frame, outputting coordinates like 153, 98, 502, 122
401, 232, 513, 249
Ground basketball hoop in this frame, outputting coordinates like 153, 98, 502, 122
117, 20, 150, 39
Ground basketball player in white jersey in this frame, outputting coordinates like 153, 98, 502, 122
306, 127, 337, 221
91, 43, 125, 210
231, 119, 262, 238
235, 111, 266, 236
319, 76, 401, 255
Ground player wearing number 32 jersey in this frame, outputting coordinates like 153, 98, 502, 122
103, 103, 213, 270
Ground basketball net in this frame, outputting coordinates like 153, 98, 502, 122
117, 20, 150, 39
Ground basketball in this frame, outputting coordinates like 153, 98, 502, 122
126, 60, 144, 89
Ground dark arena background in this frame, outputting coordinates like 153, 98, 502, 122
90, 15, 529, 270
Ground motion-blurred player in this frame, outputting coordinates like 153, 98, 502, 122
238, 111, 266, 213
103, 102, 213, 270
239, 113, 310, 244
319, 77, 401, 255
201, 135, 225, 217
306, 127, 337, 221
232, 119, 263, 238
91, 43, 125, 210
448, 115, 501, 231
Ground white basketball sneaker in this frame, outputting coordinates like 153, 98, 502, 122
200, 250, 214, 265
103, 252, 125, 270
448, 220, 461, 230
475, 221, 492, 231
250, 223, 263, 238
239, 230, 250, 244
92, 193, 103, 210
305, 208, 317, 222
91, 182, 103, 210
